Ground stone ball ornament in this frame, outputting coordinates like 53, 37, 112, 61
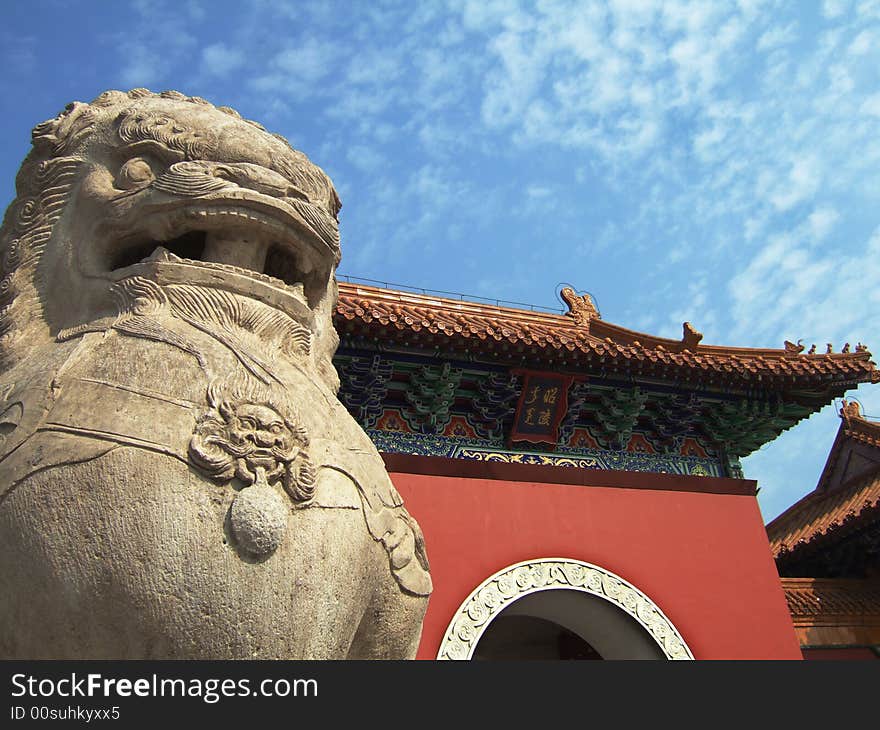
0, 89, 431, 659
229, 483, 289, 558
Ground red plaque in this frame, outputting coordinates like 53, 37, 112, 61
509, 370, 577, 448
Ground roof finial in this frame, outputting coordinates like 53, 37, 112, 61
561, 287, 599, 327
784, 339, 804, 354
840, 399, 861, 419
682, 322, 703, 351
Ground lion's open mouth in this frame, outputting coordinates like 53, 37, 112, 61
106, 201, 331, 312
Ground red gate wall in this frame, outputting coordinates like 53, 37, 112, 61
386, 455, 801, 660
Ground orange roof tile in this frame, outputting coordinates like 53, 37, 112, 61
768, 472, 880, 557
781, 578, 880, 620
335, 282, 877, 390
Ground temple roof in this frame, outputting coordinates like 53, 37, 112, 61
335, 282, 878, 392
768, 402, 880, 574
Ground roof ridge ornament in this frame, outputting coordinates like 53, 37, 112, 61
682, 321, 703, 351
784, 339, 805, 354
840, 399, 862, 420
560, 286, 599, 328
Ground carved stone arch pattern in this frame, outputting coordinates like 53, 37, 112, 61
436, 558, 694, 660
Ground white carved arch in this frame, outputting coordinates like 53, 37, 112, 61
436, 557, 694, 660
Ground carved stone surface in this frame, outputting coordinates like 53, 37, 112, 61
0, 89, 430, 659
437, 558, 693, 660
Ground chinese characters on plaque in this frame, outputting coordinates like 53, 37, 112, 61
509, 371, 578, 447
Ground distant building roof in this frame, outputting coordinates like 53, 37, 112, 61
768, 402, 880, 576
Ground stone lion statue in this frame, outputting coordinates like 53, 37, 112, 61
0, 89, 431, 658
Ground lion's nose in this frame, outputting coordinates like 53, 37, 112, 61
254, 432, 275, 447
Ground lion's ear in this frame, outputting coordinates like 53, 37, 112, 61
32, 102, 96, 156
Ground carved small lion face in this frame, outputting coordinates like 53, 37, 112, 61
191, 399, 302, 479
189, 385, 316, 503
226, 403, 297, 458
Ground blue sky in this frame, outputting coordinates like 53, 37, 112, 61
2, 0, 878, 521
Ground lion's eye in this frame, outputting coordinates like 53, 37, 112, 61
270, 424, 282, 434
115, 157, 156, 190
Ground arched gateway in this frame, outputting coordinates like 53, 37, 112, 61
437, 558, 693, 660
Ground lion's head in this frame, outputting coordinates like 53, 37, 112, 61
0, 89, 343, 383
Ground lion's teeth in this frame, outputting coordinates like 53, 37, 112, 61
203, 231, 270, 272
143, 246, 181, 263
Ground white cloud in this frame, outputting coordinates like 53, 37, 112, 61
666, 242, 690, 264
860, 92, 880, 115
113, 0, 197, 88
346, 145, 384, 173
411, 165, 455, 205
806, 206, 840, 241
526, 185, 552, 199
822, 0, 850, 18
666, 275, 719, 342
345, 51, 401, 87
868, 226, 880, 253
120, 48, 167, 87
274, 38, 336, 80
757, 22, 797, 50
769, 157, 822, 211
693, 123, 727, 160
251, 37, 339, 95
185, 0, 206, 21
848, 28, 876, 53
200, 43, 245, 77
729, 219, 880, 349
323, 90, 393, 121
459, 0, 528, 32
856, 0, 880, 18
